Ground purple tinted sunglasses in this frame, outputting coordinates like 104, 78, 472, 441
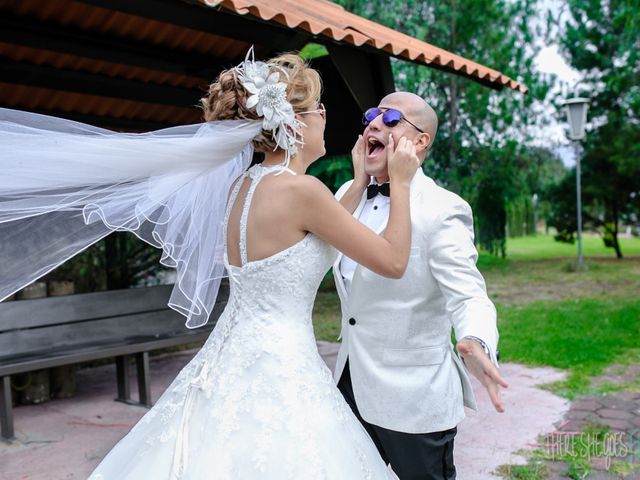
363, 107, 424, 133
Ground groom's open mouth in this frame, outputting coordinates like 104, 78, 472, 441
367, 137, 385, 159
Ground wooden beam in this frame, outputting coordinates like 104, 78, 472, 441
326, 43, 395, 112
0, 14, 223, 79
309, 55, 364, 157
0, 58, 203, 107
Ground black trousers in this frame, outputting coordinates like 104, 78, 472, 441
338, 361, 456, 480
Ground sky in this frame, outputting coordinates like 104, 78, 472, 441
534, 44, 582, 167
534, 45, 580, 90
530, 0, 583, 168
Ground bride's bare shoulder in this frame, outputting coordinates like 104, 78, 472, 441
290, 174, 332, 198
259, 173, 335, 211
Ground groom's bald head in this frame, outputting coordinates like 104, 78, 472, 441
378, 92, 438, 155
362, 91, 439, 182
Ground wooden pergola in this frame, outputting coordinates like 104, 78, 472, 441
0, 0, 526, 155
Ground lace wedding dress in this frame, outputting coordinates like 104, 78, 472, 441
89, 164, 396, 479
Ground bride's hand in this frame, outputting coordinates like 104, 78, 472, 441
351, 134, 369, 189
387, 134, 420, 187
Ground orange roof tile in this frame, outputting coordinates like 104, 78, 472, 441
202, 0, 528, 94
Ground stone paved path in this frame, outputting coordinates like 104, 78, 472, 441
456, 363, 568, 479
535, 363, 640, 480
1, 343, 568, 480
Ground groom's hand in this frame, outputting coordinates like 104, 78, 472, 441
387, 135, 419, 186
351, 134, 369, 189
456, 338, 509, 413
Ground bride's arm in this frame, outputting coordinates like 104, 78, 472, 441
338, 135, 368, 214
299, 136, 419, 279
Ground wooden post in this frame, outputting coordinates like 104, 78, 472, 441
1, 294, 19, 407
1, 376, 14, 441
15, 282, 50, 405
136, 352, 152, 407
48, 280, 76, 399
115, 355, 131, 403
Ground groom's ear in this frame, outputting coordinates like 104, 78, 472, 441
414, 132, 431, 153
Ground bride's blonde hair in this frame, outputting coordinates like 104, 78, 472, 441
201, 53, 322, 153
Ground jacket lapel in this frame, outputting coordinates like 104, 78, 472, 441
333, 189, 368, 304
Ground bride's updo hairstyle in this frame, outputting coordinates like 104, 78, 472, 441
201, 53, 322, 153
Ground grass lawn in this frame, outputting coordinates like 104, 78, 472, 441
496, 233, 640, 261
496, 298, 640, 398
312, 290, 342, 343
312, 234, 640, 398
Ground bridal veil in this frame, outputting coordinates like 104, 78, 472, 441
0, 108, 262, 328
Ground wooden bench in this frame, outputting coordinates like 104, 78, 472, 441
0, 281, 228, 441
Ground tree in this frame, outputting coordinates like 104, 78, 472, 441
548, 123, 640, 258
548, 0, 640, 256
506, 147, 566, 238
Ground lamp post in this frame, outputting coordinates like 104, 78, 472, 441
563, 97, 589, 269
532, 193, 538, 236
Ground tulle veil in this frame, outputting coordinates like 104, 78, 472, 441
0, 107, 263, 328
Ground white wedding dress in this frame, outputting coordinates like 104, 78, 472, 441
89, 164, 396, 479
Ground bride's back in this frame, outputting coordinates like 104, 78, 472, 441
226, 166, 308, 268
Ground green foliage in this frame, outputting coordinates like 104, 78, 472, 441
509, 147, 566, 238
470, 145, 515, 256
547, 130, 639, 258
562, 0, 640, 125
546, 168, 579, 243
610, 460, 640, 477
507, 197, 534, 238
494, 462, 548, 480
43, 241, 107, 292
299, 43, 329, 60
43, 232, 168, 293
307, 155, 354, 193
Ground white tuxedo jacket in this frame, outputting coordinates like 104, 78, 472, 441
333, 170, 499, 434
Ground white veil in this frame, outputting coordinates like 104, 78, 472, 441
0, 107, 263, 328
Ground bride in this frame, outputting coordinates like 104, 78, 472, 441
0, 51, 419, 479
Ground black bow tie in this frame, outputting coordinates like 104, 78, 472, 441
366, 182, 390, 199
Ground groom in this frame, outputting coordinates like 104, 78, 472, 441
333, 92, 508, 480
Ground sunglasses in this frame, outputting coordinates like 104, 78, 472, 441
363, 107, 424, 133
299, 102, 326, 120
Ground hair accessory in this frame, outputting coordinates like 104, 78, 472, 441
235, 47, 304, 166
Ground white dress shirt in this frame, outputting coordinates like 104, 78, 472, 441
340, 183, 390, 296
